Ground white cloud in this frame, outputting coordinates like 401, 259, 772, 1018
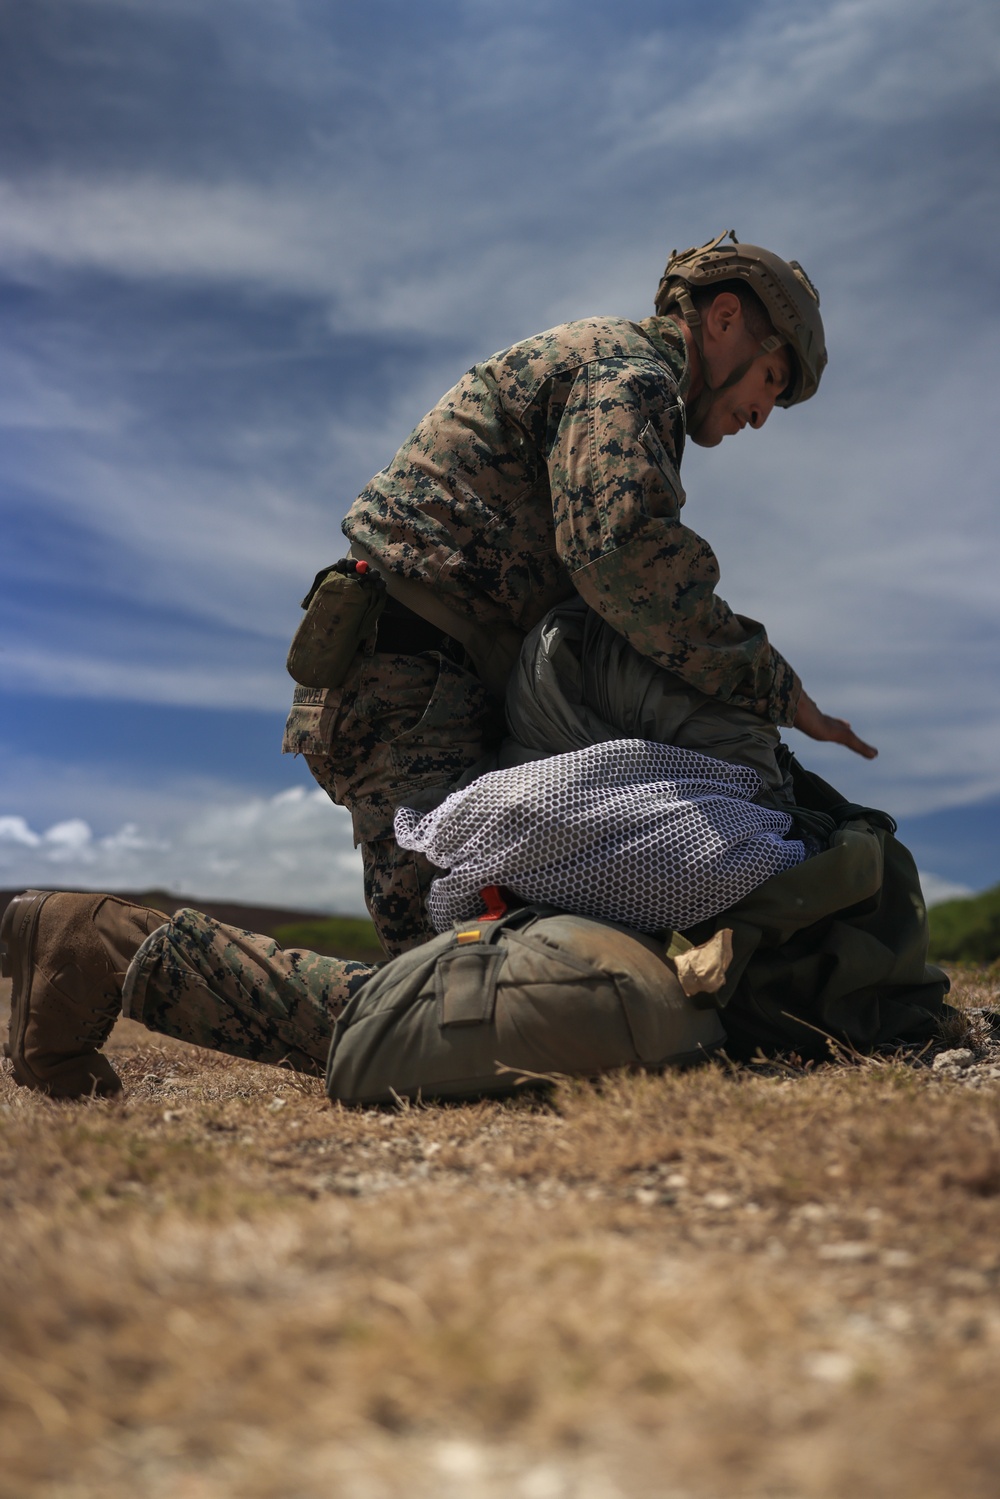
0, 643, 292, 711
0, 174, 603, 357
0, 816, 41, 849
0, 349, 131, 436
919, 872, 974, 908
42, 819, 99, 859
618, 0, 999, 145
0, 177, 356, 297
0, 787, 365, 914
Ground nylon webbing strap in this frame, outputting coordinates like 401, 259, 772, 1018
435, 904, 546, 1028
435, 947, 506, 1028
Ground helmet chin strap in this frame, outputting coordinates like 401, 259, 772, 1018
667, 287, 783, 436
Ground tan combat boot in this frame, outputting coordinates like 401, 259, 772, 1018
1, 890, 169, 1099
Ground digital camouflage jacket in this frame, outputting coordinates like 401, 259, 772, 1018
344, 315, 800, 724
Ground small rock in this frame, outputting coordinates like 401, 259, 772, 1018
435, 1440, 488, 1479
945, 1267, 990, 1293
796, 1201, 828, 1222
521, 1464, 567, 1499
703, 1190, 735, 1210
882, 1302, 914, 1332
933, 1048, 974, 1071
804, 1350, 856, 1384
818, 1240, 875, 1262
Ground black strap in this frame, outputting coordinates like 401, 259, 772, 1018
299, 557, 376, 610
830, 802, 897, 834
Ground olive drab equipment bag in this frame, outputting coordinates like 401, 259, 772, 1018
286, 559, 387, 689
677, 755, 955, 1059
326, 906, 725, 1106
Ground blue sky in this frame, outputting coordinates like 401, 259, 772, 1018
1, 0, 998, 911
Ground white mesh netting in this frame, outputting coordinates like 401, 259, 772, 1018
395, 739, 806, 933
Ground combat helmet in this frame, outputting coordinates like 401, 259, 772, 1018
655, 230, 827, 429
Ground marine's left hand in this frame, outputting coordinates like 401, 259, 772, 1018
793, 691, 878, 759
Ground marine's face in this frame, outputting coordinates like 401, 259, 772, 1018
690, 345, 793, 448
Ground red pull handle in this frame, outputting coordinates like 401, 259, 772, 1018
479, 885, 509, 921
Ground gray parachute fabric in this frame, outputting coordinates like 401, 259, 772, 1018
326, 907, 725, 1106
395, 739, 806, 934
494, 594, 794, 805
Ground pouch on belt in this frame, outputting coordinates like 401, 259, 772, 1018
286, 560, 387, 689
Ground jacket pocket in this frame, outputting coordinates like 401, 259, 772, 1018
282, 683, 343, 757
385, 654, 495, 778
639, 418, 686, 520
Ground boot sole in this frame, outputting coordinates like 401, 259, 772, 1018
1, 890, 54, 1091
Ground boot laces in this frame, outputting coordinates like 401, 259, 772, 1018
75, 989, 122, 1048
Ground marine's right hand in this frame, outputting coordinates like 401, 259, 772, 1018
793, 691, 878, 760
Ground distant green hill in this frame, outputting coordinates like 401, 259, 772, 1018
271, 915, 383, 963
928, 884, 1000, 964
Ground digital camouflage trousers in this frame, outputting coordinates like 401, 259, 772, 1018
124, 907, 376, 1073
283, 647, 502, 958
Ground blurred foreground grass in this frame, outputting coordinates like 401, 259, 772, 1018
2, 969, 1000, 1499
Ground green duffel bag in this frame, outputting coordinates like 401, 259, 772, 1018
681, 755, 956, 1058
326, 906, 725, 1105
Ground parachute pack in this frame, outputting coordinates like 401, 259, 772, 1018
326, 906, 726, 1106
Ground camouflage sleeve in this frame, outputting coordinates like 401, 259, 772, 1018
547, 357, 801, 726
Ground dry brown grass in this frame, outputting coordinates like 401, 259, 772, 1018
3, 971, 1000, 1499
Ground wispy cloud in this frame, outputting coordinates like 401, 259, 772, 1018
0, 178, 363, 298
622, 0, 999, 144
0, 643, 291, 711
